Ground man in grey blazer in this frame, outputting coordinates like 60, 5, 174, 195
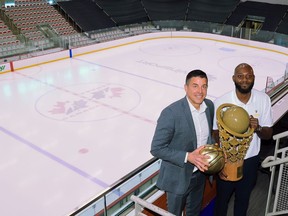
150, 70, 215, 216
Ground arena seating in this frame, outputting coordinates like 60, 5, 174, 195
0, 0, 288, 61
225, 1, 288, 32
57, 0, 116, 32
186, 0, 240, 23
276, 13, 288, 35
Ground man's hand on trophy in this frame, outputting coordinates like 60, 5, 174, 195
187, 146, 210, 172
249, 115, 259, 131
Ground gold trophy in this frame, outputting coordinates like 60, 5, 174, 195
216, 103, 254, 181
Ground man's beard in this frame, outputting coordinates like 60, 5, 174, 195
235, 81, 254, 94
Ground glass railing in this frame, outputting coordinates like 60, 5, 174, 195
70, 158, 161, 216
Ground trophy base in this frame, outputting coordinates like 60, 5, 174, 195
219, 160, 244, 181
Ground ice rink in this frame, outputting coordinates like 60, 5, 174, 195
0, 33, 287, 216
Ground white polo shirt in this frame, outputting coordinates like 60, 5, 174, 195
213, 89, 273, 159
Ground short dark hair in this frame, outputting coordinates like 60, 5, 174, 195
185, 69, 208, 85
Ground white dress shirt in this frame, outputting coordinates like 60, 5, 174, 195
185, 97, 209, 172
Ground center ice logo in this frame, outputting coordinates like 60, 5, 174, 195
35, 83, 140, 122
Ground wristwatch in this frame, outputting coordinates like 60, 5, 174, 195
256, 125, 262, 133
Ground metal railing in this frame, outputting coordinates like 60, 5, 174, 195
131, 195, 175, 216
261, 131, 288, 216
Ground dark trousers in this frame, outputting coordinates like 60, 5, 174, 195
214, 155, 259, 216
166, 171, 206, 216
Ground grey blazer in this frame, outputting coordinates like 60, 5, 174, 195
150, 97, 214, 195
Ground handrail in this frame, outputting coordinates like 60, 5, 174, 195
261, 156, 288, 168
273, 130, 288, 140
261, 130, 288, 169
131, 195, 175, 216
